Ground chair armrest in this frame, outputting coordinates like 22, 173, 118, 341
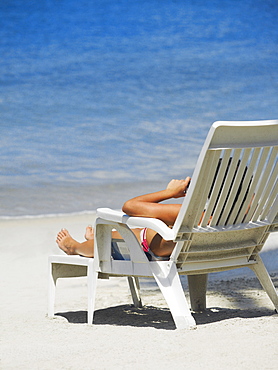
96, 208, 175, 240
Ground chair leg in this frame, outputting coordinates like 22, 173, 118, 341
150, 262, 196, 330
48, 260, 88, 318
48, 261, 57, 318
127, 277, 143, 308
87, 258, 98, 324
249, 255, 278, 311
188, 274, 208, 312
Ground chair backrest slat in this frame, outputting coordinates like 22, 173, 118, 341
196, 151, 222, 224
199, 150, 226, 227
231, 147, 261, 224
209, 149, 250, 226
260, 179, 278, 221
242, 147, 272, 223
252, 148, 277, 221
224, 148, 252, 226
202, 149, 232, 227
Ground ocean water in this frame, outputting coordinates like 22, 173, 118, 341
1, 0, 278, 217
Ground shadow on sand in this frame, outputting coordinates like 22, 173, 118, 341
56, 304, 276, 330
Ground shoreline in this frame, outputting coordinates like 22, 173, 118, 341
0, 209, 98, 221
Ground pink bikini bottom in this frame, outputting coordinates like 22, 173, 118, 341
140, 228, 169, 261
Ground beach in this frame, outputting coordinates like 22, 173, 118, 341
1, 0, 278, 368
1, 213, 277, 369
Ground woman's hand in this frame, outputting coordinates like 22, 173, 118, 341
166, 177, 191, 198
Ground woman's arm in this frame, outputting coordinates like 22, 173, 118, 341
122, 178, 191, 225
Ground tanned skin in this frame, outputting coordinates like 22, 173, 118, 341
56, 178, 191, 258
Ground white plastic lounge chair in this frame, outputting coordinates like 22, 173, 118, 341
48, 120, 278, 329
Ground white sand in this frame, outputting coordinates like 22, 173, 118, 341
0, 213, 277, 370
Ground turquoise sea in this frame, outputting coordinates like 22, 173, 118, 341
1, 0, 278, 216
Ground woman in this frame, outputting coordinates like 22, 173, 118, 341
56, 177, 191, 260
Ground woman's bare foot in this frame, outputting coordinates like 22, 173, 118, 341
85, 225, 94, 240
56, 229, 80, 255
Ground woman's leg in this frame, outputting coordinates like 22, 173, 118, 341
146, 228, 176, 257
